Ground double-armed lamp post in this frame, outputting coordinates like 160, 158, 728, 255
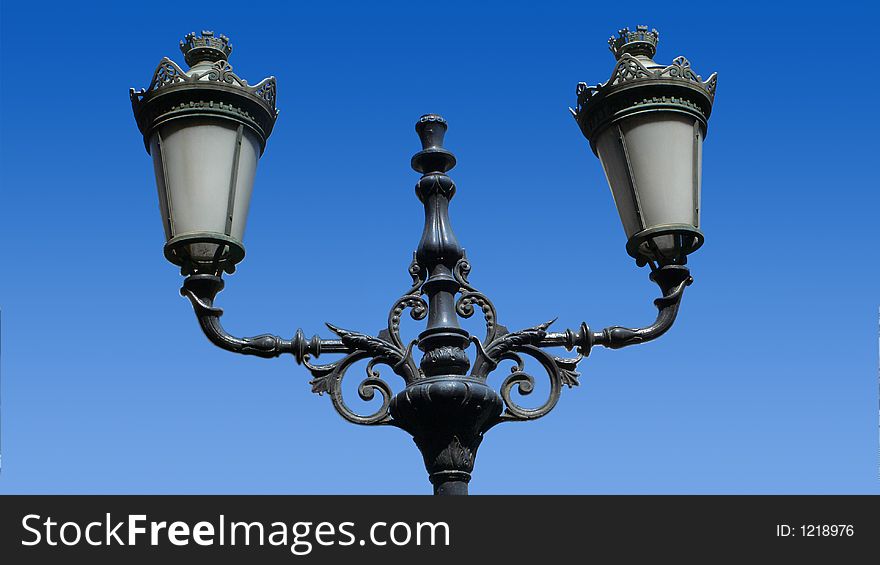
131, 26, 717, 495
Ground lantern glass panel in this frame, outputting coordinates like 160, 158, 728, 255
596, 112, 702, 239
149, 118, 261, 263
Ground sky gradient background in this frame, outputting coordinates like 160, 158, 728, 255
1, 0, 878, 494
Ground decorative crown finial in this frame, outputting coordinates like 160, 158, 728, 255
608, 25, 659, 60
179, 31, 233, 67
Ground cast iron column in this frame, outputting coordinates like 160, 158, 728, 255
388, 115, 503, 495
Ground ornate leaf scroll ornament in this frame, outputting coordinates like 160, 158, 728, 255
553, 354, 582, 388
252, 79, 277, 110
305, 358, 338, 395
457, 292, 498, 341
453, 255, 476, 293
386, 295, 427, 350
303, 325, 403, 426
609, 54, 652, 85
326, 322, 404, 362
381, 252, 426, 371
484, 319, 555, 361
609, 53, 709, 88
406, 252, 425, 294
304, 350, 394, 426
572, 52, 717, 120
571, 82, 600, 117
132, 55, 277, 116
469, 319, 553, 380
328, 323, 420, 383
469, 319, 584, 423
453, 255, 501, 345
204, 60, 248, 87
304, 323, 421, 426
147, 57, 186, 92
703, 73, 718, 98
495, 346, 565, 422
305, 253, 430, 425
663, 56, 699, 82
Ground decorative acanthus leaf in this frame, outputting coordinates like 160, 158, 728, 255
485, 319, 555, 360
554, 356, 581, 388
325, 323, 403, 361
304, 359, 339, 395
309, 374, 332, 395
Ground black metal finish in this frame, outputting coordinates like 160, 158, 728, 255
178, 114, 694, 495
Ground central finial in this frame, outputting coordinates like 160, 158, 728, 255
180, 31, 233, 67
609, 25, 658, 60
412, 114, 456, 174
415, 114, 447, 150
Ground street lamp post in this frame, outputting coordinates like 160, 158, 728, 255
130, 26, 716, 495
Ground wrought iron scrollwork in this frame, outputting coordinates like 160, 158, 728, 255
170, 111, 697, 495
496, 348, 565, 421
571, 52, 717, 122
303, 321, 419, 426
305, 350, 395, 426
449, 256, 584, 424
470, 320, 582, 423
449, 262, 691, 425
206, 60, 248, 87
131, 55, 278, 117
300, 254, 429, 426
253, 79, 276, 108
454, 256, 499, 344
148, 58, 185, 91
386, 253, 428, 350
609, 55, 653, 84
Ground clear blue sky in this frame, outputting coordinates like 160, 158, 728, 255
1, 0, 877, 494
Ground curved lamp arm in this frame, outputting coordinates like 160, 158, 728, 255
180, 275, 350, 361
592, 264, 692, 349
539, 265, 693, 354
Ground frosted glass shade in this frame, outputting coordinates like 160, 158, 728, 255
149, 117, 261, 272
596, 112, 702, 236
595, 112, 703, 261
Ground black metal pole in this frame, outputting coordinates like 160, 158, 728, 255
387, 115, 502, 495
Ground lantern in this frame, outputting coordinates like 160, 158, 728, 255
131, 31, 278, 275
573, 26, 717, 266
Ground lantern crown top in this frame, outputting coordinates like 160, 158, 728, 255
131, 32, 278, 156
609, 25, 658, 60
572, 28, 717, 155
180, 31, 233, 67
